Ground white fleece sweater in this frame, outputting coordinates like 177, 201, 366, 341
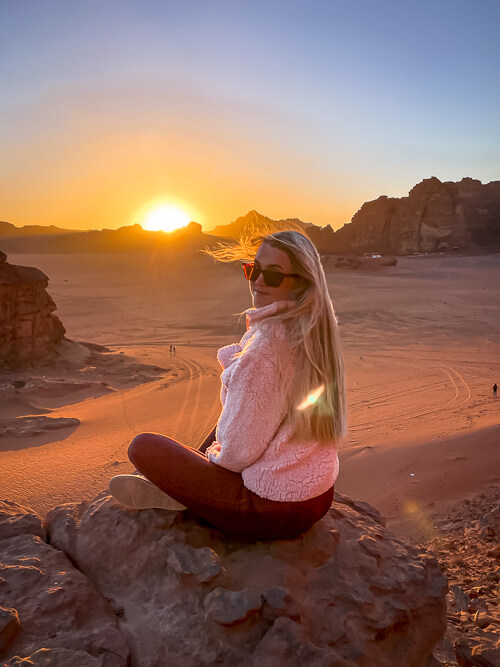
206, 300, 339, 502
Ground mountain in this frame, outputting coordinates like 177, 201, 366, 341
332, 177, 500, 254
206, 210, 339, 254
209, 178, 500, 255
3, 177, 498, 256
0, 222, 222, 255
0, 221, 80, 238
207, 210, 310, 238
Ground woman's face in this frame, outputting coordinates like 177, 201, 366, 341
250, 243, 299, 308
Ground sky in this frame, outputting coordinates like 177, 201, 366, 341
0, 0, 499, 231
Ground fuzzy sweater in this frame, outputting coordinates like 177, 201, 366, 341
206, 300, 340, 502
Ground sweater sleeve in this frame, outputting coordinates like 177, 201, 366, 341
208, 335, 287, 473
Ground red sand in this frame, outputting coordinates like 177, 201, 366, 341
2, 253, 499, 540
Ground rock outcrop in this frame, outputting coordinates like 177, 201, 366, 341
0, 492, 448, 666
422, 487, 500, 666
333, 177, 500, 255
0, 252, 65, 367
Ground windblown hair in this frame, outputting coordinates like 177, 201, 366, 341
206, 227, 346, 446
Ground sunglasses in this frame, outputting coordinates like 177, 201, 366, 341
242, 262, 303, 288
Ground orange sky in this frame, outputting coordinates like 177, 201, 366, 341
0, 88, 364, 232
1, 3, 498, 233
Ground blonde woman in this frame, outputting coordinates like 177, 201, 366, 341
109, 230, 346, 540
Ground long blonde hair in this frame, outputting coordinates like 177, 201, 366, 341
207, 229, 346, 446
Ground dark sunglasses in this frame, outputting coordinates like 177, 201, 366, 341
242, 262, 303, 288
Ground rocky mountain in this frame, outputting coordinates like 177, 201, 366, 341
0, 251, 65, 367
209, 178, 500, 255
0, 221, 78, 238
0, 222, 222, 255
3, 177, 498, 256
207, 210, 340, 255
333, 177, 500, 255
207, 210, 309, 238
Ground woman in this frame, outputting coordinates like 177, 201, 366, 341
109, 230, 346, 540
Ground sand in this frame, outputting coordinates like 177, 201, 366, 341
1, 251, 499, 541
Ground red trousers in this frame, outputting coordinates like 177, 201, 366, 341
128, 427, 334, 540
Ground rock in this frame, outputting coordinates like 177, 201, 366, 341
166, 543, 223, 583
0, 503, 129, 665
204, 587, 262, 625
449, 585, 471, 612
0, 258, 65, 368
41, 490, 447, 666
253, 617, 341, 666
484, 504, 500, 538
488, 544, 500, 559
0, 606, 20, 654
4, 647, 102, 665
334, 490, 386, 526
455, 637, 500, 666
0, 416, 80, 439
0, 500, 46, 542
473, 612, 500, 629
262, 586, 300, 621
331, 177, 500, 254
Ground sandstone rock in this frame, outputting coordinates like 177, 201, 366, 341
166, 542, 223, 583
455, 636, 500, 666
0, 256, 65, 368
4, 647, 102, 665
43, 490, 447, 666
331, 177, 500, 255
333, 490, 386, 526
0, 606, 20, 655
204, 587, 262, 625
0, 502, 129, 665
483, 502, 500, 538
0, 416, 80, 439
0, 500, 46, 542
449, 584, 471, 612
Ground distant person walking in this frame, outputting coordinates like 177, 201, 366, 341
494, 383, 498, 398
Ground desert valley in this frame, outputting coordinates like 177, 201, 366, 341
1, 180, 500, 665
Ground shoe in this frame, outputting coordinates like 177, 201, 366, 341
108, 475, 187, 511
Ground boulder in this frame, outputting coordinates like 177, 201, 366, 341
0, 255, 65, 367
0, 502, 129, 665
42, 490, 447, 666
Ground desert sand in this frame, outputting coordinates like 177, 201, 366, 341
1, 251, 499, 542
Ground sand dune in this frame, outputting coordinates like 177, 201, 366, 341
1, 252, 499, 541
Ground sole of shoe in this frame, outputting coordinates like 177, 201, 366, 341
108, 475, 187, 511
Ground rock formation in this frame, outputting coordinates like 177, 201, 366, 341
0, 252, 65, 367
422, 487, 500, 666
208, 210, 309, 239
0, 491, 448, 666
332, 177, 500, 255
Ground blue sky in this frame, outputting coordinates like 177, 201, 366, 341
0, 0, 498, 230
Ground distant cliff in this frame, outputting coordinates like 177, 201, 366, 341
0, 251, 65, 367
208, 210, 309, 238
332, 177, 500, 254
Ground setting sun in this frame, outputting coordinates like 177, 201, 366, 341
142, 205, 191, 233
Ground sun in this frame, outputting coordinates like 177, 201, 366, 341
142, 205, 191, 233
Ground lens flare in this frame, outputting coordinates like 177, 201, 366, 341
297, 384, 325, 411
403, 499, 439, 539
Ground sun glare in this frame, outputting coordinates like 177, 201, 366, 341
142, 205, 191, 233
